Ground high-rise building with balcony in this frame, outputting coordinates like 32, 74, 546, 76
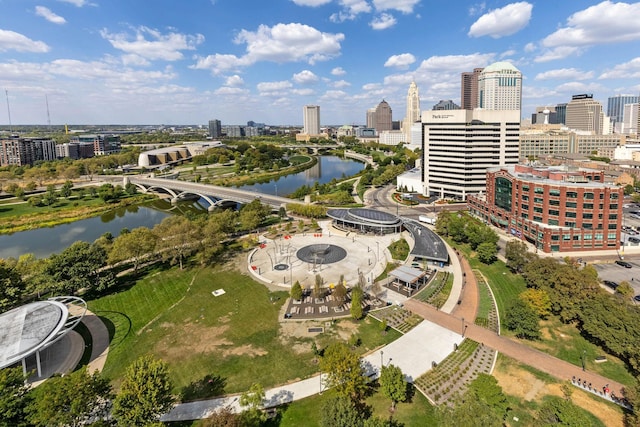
0, 137, 56, 166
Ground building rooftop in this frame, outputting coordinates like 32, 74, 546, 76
491, 164, 619, 189
482, 61, 520, 73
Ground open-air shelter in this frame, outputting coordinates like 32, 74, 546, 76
387, 265, 430, 296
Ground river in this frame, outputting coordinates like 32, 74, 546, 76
0, 156, 364, 259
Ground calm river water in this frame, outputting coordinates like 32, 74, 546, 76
0, 156, 364, 259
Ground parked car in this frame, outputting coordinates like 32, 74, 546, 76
616, 260, 633, 268
630, 237, 640, 244
604, 280, 619, 289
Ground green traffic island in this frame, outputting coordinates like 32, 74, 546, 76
413, 339, 497, 405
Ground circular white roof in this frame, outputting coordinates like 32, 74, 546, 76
0, 300, 70, 369
483, 61, 520, 73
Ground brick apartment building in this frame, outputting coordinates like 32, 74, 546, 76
468, 164, 623, 253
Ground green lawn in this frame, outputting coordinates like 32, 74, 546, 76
276, 386, 438, 427
388, 238, 410, 261
89, 265, 404, 398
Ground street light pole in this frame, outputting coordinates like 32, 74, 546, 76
581, 350, 586, 372
380, 350, 384, 370
461, 317, 465, 337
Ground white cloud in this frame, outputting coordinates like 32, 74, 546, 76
535, 68, 594, 81
290, 0, 332, 5
292, 88, 315, 95
257, 80, 293, 96
362, 83, 382, 91
524, 42, 536, 52
370, 13, 397, 30
35, 6, 67, 24
224, 75, 244, 86
121, 54, 150, 67
101, 27, 204, 61
320, 90, 349, 100
418, 53, 495, 72
214, 86, 250, 96
534, 46, 581, 63
332, 79, 351, 88
330, 0, 373, 22
57, 0, 91, 6
373, 0, 421, 14
384, 53, 415, 68
192, 23, 344, 74
331, 66, 346, 76
543, 1, 640, 47
468, 2, 533, 39
468, 2, 486, 16
554, 81, 605, 94
500, 49, 516, 59
599, 57, 640, 79
293, 69, 319, 84
0, 29, 50, 52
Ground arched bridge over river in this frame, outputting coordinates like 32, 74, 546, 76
118, 176, 294, 211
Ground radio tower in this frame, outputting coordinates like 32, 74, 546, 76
5, 89, 12, 134
45, 95, 52, 131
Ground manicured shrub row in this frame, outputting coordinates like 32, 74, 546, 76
413, 339, 496, 405
368, 305, 423, 333
472, 270, 499, 333
413, 271, 450, 306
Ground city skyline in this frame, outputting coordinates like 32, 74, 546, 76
1, 1, 640, 125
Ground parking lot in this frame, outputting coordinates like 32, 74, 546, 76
593, 260, 640, 298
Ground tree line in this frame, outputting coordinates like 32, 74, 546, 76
0, 199, 272, 311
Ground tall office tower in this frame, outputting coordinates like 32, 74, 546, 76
374, 100, 393, 133
555, 103, 567, 125
405, 81, 421, 124
303, 105, 321, 135
478, 62, 522, 111
460, 68, 483, 110
421, 109, 520, 200
208, 119, 222, 138
607, 95, 639, 125
622, 103, 639, 134
565, 94, 605, 134
366, 108, 376, 129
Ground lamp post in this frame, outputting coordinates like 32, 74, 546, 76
461, 317, 465, 337
581, 350, 586, 372
376, 241, 380, 260
380, 350, 384, 369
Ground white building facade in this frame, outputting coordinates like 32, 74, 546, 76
478, 62, 522, 111
422, 109, 520, 200
303, 105, 321, 135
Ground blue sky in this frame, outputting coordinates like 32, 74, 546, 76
0, 0, 639, 126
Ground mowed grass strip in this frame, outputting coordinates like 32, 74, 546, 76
89, 267, 319, 396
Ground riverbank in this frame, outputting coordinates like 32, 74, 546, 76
209, 154, 318, 187
0, 194, 156, 235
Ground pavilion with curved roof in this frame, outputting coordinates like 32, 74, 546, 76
0, 296, 86, 377
327, 208, 403, 235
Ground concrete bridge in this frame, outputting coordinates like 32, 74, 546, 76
121, 176, 294, 211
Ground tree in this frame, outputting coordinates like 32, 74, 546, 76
476, 242, 497, 264
108, 227, 157, 272
334, 282, 347, 302
320, 342, 367, 402
616, 281, 634, 299
291, 281, 303, 300
0, 367, 31, 427
0, 260, 26, 311
153, 215, 200, 269
505, 240, 532, 273
44, 241, 115, 294
28, 368, 111, 427
112, 355, 174, 427
60, 180, 73, 198
536, 395, 592, 426
350, 286, 364, 320
519, 288, 552, 318
239, 382, 266, 426
468, 373, 509, 420
314, 274, 324, 298
202, 406, 241, 427
379, 364, 407, 410
320, 395, 363, 427
505, 298, 540, 340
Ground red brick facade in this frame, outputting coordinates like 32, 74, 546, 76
468, 165, 623, 253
